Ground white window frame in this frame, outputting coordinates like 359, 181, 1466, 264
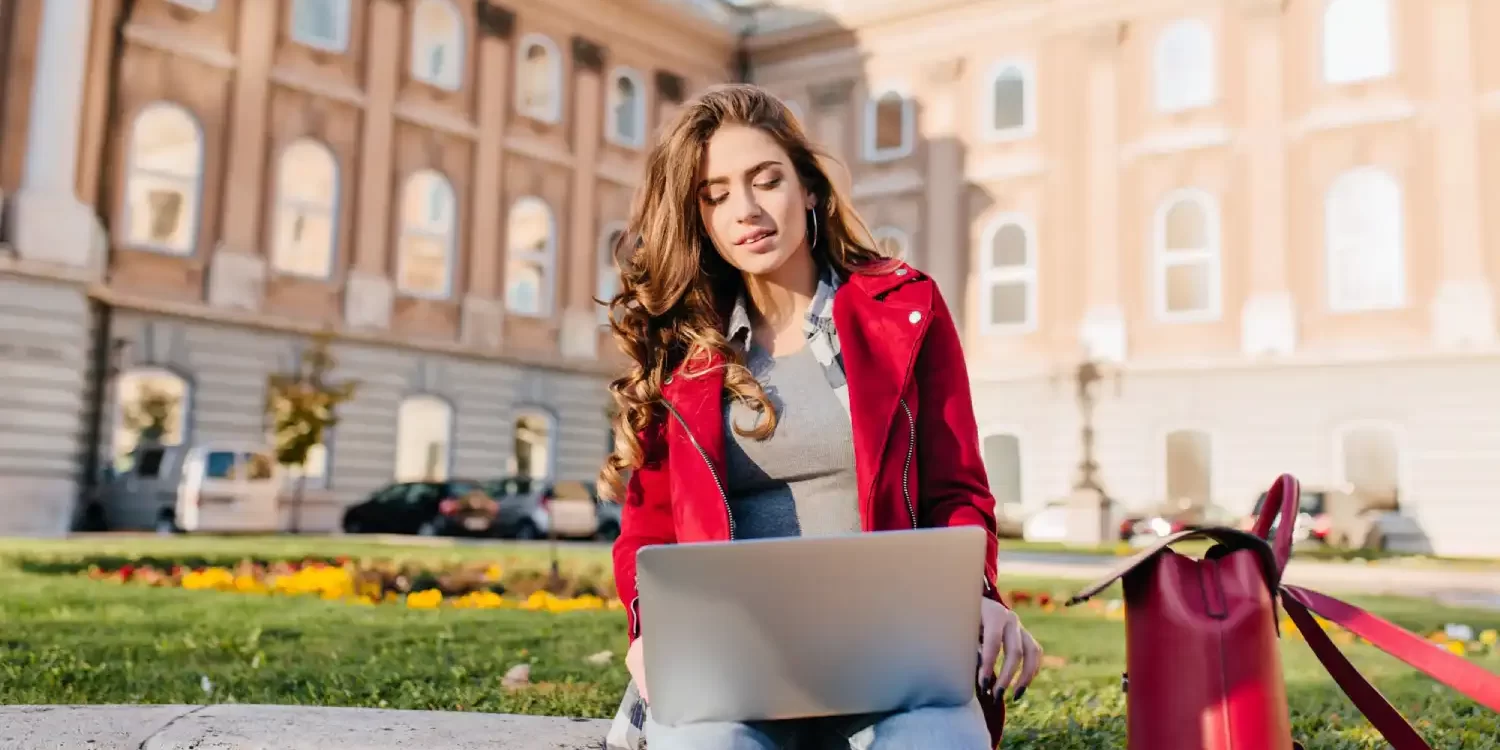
395, 169, 459, 299
1324, 166, 1405, 312
981, 59, 1036, 141
511, 406, 559, 480
111, 366, 194, 471
1330, 419, 1407, 504
168, 0, 216, 10
605, 66, 648, 150
1152, 189, 1222, 323
270, 138, 340, 279
1322, 0, 1394, 85
121, 101, 204, 256
862, 83, 915, 163
978, 214, 1039, 334
1155, 426, 1217, 507
977, 424, 1030, 508
505, 196, 558, 318
394, 393, 455, 482
597, 221, 627, 325
289, 0, 351, 53
410, 0, 465, 91
871, 226, 910, 261
516, 33, 563, 124
1154, 19, 1216, 113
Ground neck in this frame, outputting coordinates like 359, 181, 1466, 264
744, 248, 819, 334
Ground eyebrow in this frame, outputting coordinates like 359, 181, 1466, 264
698, 160, 782, 189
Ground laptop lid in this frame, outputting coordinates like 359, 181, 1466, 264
636, 526, 986, 727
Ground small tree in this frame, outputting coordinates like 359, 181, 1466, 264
122, 382, 179, 445
266, 331, 359, 533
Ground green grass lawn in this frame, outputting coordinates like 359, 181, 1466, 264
2, 536, 1498, 748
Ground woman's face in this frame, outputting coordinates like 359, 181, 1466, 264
696, 124, 815, 279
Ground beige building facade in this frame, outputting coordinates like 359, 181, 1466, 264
2, 0, 1499, 556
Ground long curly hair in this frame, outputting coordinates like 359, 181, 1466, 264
596, 83, 895, 501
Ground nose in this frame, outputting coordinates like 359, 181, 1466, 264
727, 186, 763, 224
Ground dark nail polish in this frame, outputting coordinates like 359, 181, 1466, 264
1013, 687, 1027, 702
981, 676, 995, 692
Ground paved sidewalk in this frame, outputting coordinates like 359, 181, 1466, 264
0, 704, 611, 750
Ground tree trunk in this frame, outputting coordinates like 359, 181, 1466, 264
291, 471, 307, 534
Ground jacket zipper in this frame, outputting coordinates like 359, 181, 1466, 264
661, 399, 735, 540
899, 398, 917, 529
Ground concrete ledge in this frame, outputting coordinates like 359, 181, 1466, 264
0, 704, 612, 750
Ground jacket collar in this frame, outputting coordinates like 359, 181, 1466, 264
724, 262, 843, 351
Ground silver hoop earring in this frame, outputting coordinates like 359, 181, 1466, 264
808, 209, 819, 250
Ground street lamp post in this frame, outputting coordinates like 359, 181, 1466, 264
1053, 356, 1123, 544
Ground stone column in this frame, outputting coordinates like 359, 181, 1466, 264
208, 0, 280, 312
920, 57, 968, 325
1238, 0, 1297, 356
559, 36, 605, 360
1078, 22, 1126, 363
5, 0, 104, 270
809, 80, 855, 196
344, 0, 404, 331
460, 3, 516, 352
1427, 0, 1496, 348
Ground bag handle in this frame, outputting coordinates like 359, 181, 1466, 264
1066, 526, 1281, 606
1250, 473, 1301, 574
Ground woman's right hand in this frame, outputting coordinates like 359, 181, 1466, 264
626, 636, 650, 704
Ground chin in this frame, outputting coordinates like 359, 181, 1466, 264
729, 246, 795, 278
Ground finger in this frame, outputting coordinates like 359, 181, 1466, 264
977, 615, 1003, 690
1015, 633, 1042, 697
994, 620, 1023, 699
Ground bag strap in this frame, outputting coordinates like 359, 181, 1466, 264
1065, 526, 1280, 606
1250, 473, 1301, 574
1284, 584, 1500, 714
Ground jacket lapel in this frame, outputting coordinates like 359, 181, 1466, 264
660, 353, 730, 537
834, 268, 933, 526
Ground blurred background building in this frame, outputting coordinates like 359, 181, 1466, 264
2, 0, 1497, 556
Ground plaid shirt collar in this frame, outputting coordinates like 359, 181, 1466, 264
726, 263, 842, 351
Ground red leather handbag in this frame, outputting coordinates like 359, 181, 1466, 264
1067, 474, 1500, 749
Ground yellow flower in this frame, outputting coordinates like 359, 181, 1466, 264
482, 564, 504, 582
1444, 641, 1466, 657
1480, 630, 1498, 647
406, 589, 443, 609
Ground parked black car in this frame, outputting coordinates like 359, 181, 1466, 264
340, 479, 499, 537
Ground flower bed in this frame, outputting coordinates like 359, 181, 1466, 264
81, 556, 622, 612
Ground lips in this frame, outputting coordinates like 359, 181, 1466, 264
735, 228, 776, 246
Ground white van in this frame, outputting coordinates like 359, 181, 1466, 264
107, 441, 284, 533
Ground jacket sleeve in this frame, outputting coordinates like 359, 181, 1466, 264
914, 285, 1006, 605
611, 424, 677, 642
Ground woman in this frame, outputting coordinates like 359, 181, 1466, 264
598, 83, 1042, 750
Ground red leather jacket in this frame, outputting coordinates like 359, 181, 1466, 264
612, 262, 1004, 639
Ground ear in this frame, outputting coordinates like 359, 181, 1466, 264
805, 193, 817, 211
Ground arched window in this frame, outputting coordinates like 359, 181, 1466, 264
1323, 0, 1393, 84
394, 395, 453, 481
289, 0, 350, 52
1164, 429, 1213, 509
168, 0, 216, 10
1325, 167, 1404, 311
122, 102, 203, 254
112, 367, 192, 472
1154, 20, 1215, 112
607, 67, 647, 148
1334, 422, 1402, 506
985, 61, 1034, 137
270, 139, 339, 278
396, 170, 458, 298
517, 34, 562, 122
1154, 190, 1222, 320
981, 432, 1023, 507
863, 87, 913, 161
511, 410, 556, 480
980, 216, 1038, 332
410, 0, 464, 91
871, 226, 910, 260
505, 197, 556, 317
597, 222, 627, 324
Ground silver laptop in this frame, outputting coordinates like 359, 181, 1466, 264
636, 526, 986, 727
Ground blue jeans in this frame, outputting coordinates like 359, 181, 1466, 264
644, 698, 990, 750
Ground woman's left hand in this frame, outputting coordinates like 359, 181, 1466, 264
978, 597, 1042, 701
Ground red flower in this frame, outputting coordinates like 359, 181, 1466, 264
118, 564, 135, 580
